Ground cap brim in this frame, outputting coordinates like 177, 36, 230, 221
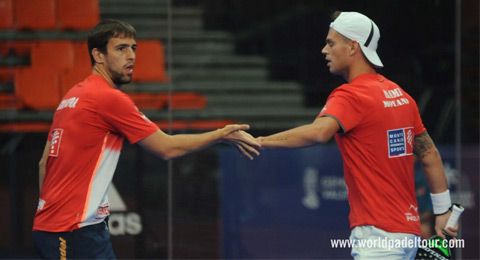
360, 45, 383, 68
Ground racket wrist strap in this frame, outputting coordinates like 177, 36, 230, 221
431, 189, 451, 215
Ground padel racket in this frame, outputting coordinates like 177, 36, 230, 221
415, 204, 464, 260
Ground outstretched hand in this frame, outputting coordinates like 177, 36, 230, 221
221, 124, 261, 160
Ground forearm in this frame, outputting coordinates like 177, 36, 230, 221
140, 129, 223, 160
164, 130, 224, 159
259, 125, 320, 149
414, 132, 448, 193
259, 117, 338, 149
420, 149, 448, 193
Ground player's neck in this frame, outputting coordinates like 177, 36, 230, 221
346, 63, 377, 83
92, 65, 121, 89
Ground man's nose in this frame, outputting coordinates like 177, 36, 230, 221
127, 48, 135, 60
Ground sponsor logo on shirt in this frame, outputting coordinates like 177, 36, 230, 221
387, 127, 414, 158
96, 202, 111, 218
56, 97, 79, 111
382, 88, 410, 108
37, 198, 45, 211
134, 106, 153, 124
405, 204, 420, 222
49, 128, 64, 157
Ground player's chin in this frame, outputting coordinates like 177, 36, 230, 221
124, 75, 133, 83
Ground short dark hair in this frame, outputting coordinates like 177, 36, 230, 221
331, 10, 342, 22
87, 19, 137, 66
330, 10, 351, 43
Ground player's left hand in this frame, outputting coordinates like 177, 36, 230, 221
435, 212, 459, 239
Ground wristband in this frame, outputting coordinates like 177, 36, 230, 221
430, 190, 452, 215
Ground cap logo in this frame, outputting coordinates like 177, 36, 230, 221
364, 22, 374, 48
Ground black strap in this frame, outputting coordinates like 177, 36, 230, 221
364, 22, 374, 47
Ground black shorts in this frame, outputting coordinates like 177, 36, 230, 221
33, 219, 116, 259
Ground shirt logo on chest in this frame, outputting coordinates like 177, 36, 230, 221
387, 127, 414, 158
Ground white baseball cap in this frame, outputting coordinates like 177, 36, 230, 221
330, 12, 383, 68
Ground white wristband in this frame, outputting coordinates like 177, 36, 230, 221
430, 190, 452, 215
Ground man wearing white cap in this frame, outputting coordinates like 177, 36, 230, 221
255, 11, 457, 259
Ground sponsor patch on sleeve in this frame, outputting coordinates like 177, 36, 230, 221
387, 127, 414, 158
49, 128, 64, 157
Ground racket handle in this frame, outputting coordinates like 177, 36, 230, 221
445, 204, 464, 229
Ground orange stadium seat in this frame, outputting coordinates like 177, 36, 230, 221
60, 42, 92, 95
127, 92, 207, 110
169, 93, 207, 110
0, 0, 14, 29
0, 67, 22, 83
15, 68, 61, 109
133, 40, 168, 82
0, 122, 51, 132
0, 41, 33, 57
31, 41, 75, 73
127, 93, 167, 109
61, 67, 91, 96
15, 0, 57, 30
189, 120, 236, 130
0, 93, 21, 109
57, 0, 100, 31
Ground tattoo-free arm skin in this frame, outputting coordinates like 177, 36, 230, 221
258, 116, 340, 149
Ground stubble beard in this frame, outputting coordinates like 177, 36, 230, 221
109, 67, 132, 86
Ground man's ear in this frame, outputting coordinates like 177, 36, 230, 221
349, 41, 360, 56
92, 48, 105, 64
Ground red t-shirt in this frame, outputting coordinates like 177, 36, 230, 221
319, 74, 425, 235
33, 74, 159, 232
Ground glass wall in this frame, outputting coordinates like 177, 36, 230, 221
0, 0, 478, 259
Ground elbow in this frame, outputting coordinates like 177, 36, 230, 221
156, 147, 181, 160
311, 126, 334, 144
160, 152, 177, 161
315, 134, 331, 144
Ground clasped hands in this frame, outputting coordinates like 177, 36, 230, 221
221, 124, 261, 160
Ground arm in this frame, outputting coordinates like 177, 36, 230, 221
138, 124, 260, 160
413, 132, 456, 238
257, 116, 340, 149
38, 141, 50, 192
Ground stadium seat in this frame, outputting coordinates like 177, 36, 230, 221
73, 41, 92, 68
0, 122, 51, 132
133, 40, 168, 82
127, 93, 167, 109
126, 92, 207, 110
0, 93, 21, 109
15, 68, 61, 109
0, 41, 33, 56
189, 120, 236, 130
15, 0, 57, 30
0, 67, 20, 82
0, 0, 14, 29
31, 41, 75, 73
154, 121, 189, 131
58, 0, 100, 31
169, 93, 207, 110
60, 67, 91, 97
60, 42, 92, 96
